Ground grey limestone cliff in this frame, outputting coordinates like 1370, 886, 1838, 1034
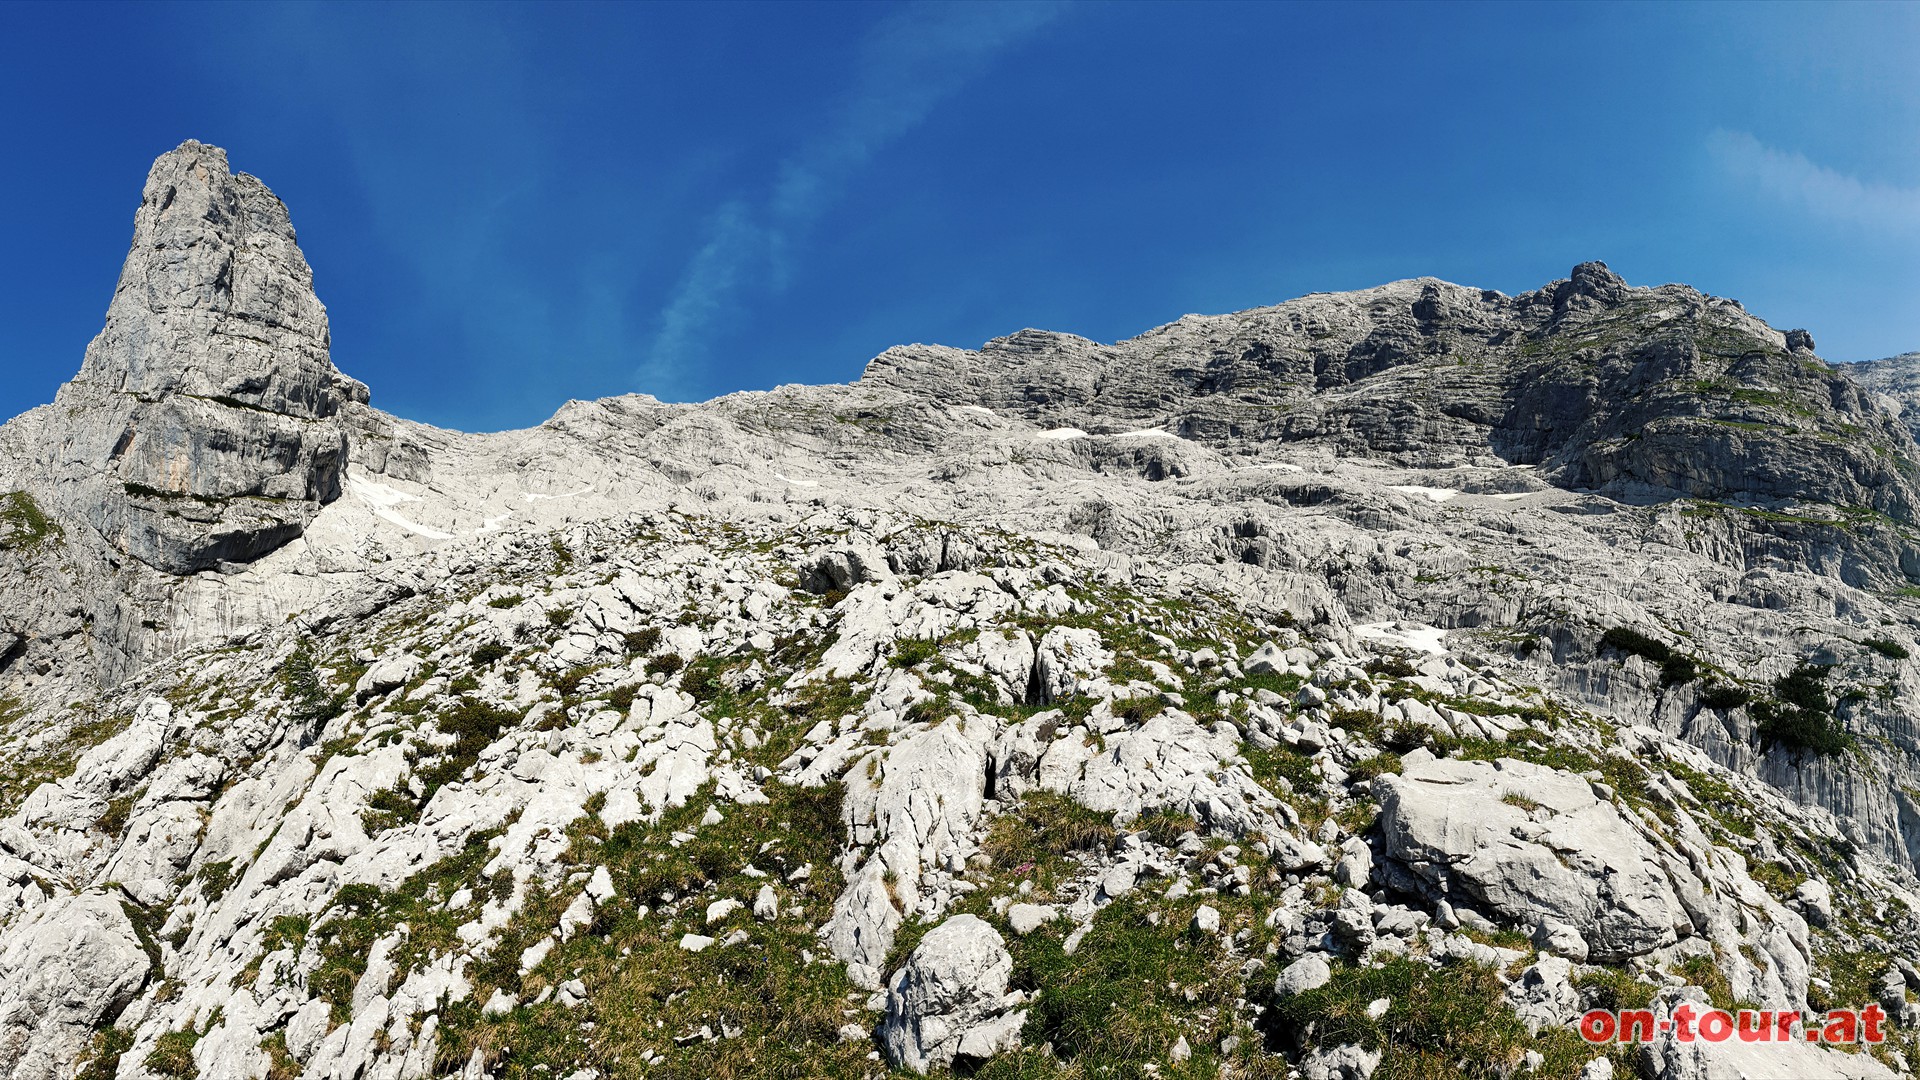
32, 140, 367, 575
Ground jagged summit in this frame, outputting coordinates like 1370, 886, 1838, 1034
863, 258, 1920, 521
34, 140, 368, 574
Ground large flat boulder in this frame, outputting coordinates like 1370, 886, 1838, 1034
1375, 756, 1689, 962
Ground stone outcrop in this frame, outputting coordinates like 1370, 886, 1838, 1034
1376, 756, 1690, 962
864, 263, 1920, 522
0, 892, 152, 1080
34, 140, 367, 574
879, 914, 1026, 1074
1852, 351, 1920, 440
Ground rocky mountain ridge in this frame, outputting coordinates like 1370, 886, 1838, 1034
0, 142, 1917, 1080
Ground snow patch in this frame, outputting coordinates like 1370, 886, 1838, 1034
773, 473, 822, 488
957, 405, 995, 416
1248, 462, 1305, 473
1354, 622, 1448, 655
1115, 428, 1178, 440
346, 473, 422, 508
372, 506, 455, 540
1388, 485, 1460, 503
1486, 493, 1530, 502
525, 487, 593, 503
1034, 428, 1089, 441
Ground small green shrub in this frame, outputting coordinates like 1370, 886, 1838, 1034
623, 628, 661, 655
470, 643, 510, 666
550, 665, 596, 697
1600, 626, 1699, 685
545, 606, 575, 628
1698, 683, 1751, 710
1754, 663, 1850, 757
1862, 637, 1910, 660
487, 594, 524, 609
679, 655, 731, 701
361, 786, 420, 833
1601, 626, 1670, 663
645, 653, 685, 677
282, 638, 347, 723
1363, 655, 1417, 679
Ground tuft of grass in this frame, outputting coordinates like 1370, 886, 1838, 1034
1349, 752, 1403, 782
1674, 954, 1735, 1009
645, 653, 685, 678
487, 594, 524, 609
361, 786, 421, 834
197, 859, 237, 901
889, 637, 940, 669
75, 1028, 135, 1080
435, 782, 866, 1078
982, 791, 1116, 869
0, 491, 60, 551
1574, 966, 1658, 1012
144, 1030, 201, 1080
623, 627, 661, 655
1500, 791, 1542, 813
1270, 955, 1609, 1079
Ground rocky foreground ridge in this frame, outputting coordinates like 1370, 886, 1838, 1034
0, 142, 1917, 1080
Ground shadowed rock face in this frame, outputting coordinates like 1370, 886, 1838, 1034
36, 140, 368, 573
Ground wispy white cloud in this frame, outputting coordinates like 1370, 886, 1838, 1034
1708, 129, 1920, 232
639, 1, 1068, 397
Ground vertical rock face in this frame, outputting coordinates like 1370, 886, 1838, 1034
38, 140, 368, 573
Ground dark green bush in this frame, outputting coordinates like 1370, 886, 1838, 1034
1601, 626, 1699, 685
1862, 637, 1910, 660
1698, 683, 1751, 710
1364, 655, 1417, 679
1754, 663, 1850, 757
623, 627, 662, 655
469, 642, 510, 666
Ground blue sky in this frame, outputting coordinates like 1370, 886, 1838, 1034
1, 1, 1915, 432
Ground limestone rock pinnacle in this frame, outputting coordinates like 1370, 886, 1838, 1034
39, 140, 369, 573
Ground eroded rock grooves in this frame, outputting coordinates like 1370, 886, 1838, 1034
0, 141, 1917, 1080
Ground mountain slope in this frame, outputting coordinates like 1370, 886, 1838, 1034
0, 143, 1917, 1080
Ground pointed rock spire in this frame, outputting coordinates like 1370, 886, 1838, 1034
40, 140, 369, 573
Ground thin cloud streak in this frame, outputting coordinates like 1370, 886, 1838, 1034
638, 1, 1068, 398
1709, 130, 1920, 232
